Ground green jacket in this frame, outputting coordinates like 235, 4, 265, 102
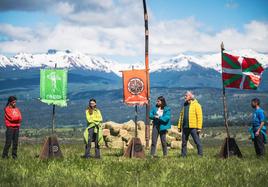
83, 108, 103, 145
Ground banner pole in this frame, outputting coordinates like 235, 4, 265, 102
52, 63, 57, 135
143, 0, 150, 149
135, 105, 138, 138
221, 42, 230, 157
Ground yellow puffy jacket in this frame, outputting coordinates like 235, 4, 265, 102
178, 99, 203, 130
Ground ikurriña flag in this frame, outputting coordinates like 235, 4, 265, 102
122, 69, 148, 105
222, 52, 264, 90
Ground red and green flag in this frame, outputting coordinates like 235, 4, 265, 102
222, 52, 264, 90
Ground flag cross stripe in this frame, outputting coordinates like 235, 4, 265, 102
222, 52, 264, 90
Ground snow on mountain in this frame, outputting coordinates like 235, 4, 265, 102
0, 50, 125, 76
196, 49, 268, 72
152, 49, 268, 73
0, 49, 267, 75
150, 54, 197, 72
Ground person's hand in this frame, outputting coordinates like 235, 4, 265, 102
255, 130, 260, 136
154, 115, 159, 119
178, 128, 181, 133
197, 129, 201, 133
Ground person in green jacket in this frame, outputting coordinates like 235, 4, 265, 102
82, 98, 103, 159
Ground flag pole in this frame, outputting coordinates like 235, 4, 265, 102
52, 63, 57, 135
221, 42, 230, 157
143, 0, 150, 149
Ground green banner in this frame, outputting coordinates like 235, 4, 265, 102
40, 69, 68, 107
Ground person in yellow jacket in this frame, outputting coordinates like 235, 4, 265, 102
82, 98, 103, 159
178, 91, 203, 157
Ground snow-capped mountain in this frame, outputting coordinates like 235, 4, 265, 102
0, 50, 128, 76
150, 49, 268, 73
1, 48, 268, 91
1, 49, 267, 75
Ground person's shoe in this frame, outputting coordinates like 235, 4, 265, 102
257, 154, 265, 159
2, 155, 8, 159
94, 156, 101, 159
81, 155, 90, 159
150, 155, 158, 159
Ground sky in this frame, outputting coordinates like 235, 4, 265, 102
0, 0, 267, 63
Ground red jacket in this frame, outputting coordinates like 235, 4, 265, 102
4, 106, 22, 128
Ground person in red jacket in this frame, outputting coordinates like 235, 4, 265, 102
2, 96, 22, 159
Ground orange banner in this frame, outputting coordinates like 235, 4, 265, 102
122, 69, 148, 105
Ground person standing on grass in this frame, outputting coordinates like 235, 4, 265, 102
178, 91, 203, 157
82, 98, 103, 159
150, 96, 171, 157
2, 96, 22, 159
249, 98, 266, 157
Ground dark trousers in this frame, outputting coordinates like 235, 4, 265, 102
181, 128, 203, 157
2, 127, 19, 158
253, 133, 265, 157
85, 127, 100, 158
150, 125, 167, 156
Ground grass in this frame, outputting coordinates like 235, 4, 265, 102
0, 142, 267, 187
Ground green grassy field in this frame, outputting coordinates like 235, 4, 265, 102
0, 143, 267, 187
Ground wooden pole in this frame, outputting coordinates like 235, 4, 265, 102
143, 0, 150, 149
221, 42, 230, 157
135, 105, 138, 138
51, 63, 57, 134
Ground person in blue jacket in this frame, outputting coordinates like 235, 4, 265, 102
150, 96, 171, 157
249, 98, 266, 157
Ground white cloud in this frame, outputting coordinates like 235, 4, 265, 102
150, 19, 268, 55
0, 24, 35, 41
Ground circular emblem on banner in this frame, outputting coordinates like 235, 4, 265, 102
127, 78, 144, 95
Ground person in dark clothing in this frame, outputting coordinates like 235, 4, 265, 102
149, 96, 171, 157
2, 96, 22, 159
250, 98, 266, 157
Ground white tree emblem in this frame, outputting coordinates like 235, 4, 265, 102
47, 72, 61, 93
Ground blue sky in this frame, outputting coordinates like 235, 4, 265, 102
0, 0, 267, 63
150, 0, 268, 30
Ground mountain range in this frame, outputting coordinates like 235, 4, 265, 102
1, 49, 267, 91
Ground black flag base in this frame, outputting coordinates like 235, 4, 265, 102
219, 137, 242, 158
123, 137, 145, 158
39, 135, 63, 160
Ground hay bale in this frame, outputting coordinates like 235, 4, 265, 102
168, 126, 181, 140
137, 121, 145, 130
166, 135, 176, 145
170, 140, 194, 149
119, 129, 128, 137
122, 120, 135, 131
103, 129, 110, 137
110, 125, 121, 136
103, 121, 121, 130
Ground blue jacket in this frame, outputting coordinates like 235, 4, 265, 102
149, 106, 171, 131
252, 108, 266, 131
